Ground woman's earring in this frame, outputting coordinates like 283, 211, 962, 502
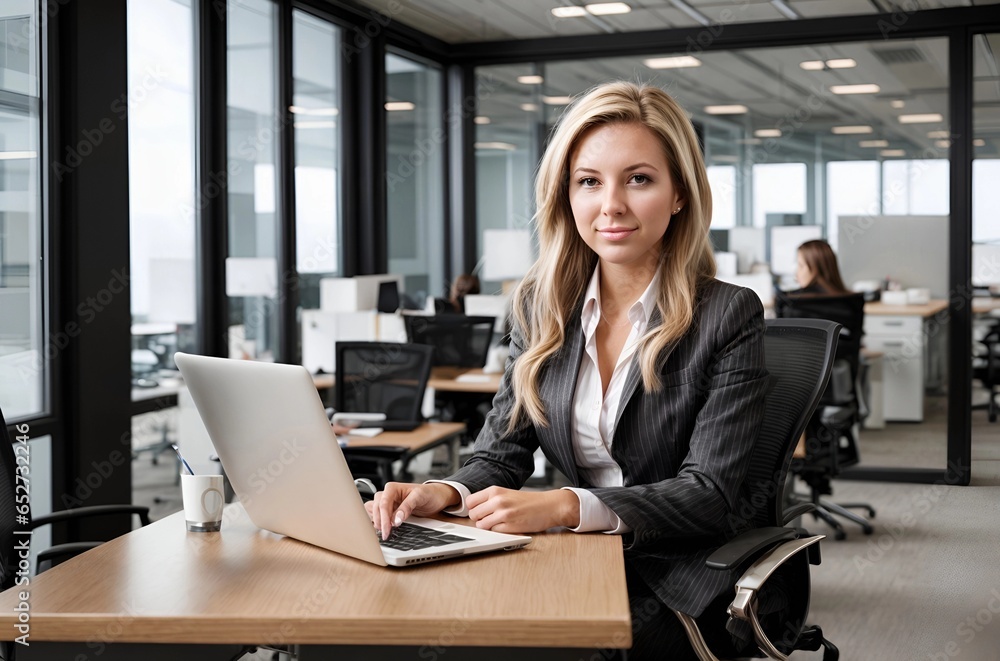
673, 207, 682, 215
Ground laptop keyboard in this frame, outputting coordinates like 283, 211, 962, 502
377, 522, 473, 551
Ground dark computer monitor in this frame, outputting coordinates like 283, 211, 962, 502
403, 314, 495, 368
376, 280, 400, 313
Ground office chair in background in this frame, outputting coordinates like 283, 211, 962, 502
334, 342, 435, 487
676, 319, 840, 660
775, 291, 875, 540
972, 318, 1000, 422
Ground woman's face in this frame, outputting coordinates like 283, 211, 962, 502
796, 250, 814, 288
568, 122, 682, 274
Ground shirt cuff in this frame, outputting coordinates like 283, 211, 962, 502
562, 487, 632, 535
424, 480, 471, 517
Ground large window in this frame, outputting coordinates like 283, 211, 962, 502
0, 1, 43, 420
826, 161, 879, 251
293, 9, 342, 311
227, 0, 279, 361
752, 162, 807, 228
386, 51, 444, 304
127, 0, 198, 396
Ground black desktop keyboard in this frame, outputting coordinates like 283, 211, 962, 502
377, 522, 473, 551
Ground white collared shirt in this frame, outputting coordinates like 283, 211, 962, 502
560, 264, 660, 534
431, 264, 660, 535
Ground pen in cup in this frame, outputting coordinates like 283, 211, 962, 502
171, 443, 196, 476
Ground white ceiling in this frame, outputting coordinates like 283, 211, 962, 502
343, 0, 1000, 158
351, 0, 1000, 44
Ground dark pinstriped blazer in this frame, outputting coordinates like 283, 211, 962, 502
445, 277, 769, 617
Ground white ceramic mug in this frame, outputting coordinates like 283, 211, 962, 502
181, 473, 225, 532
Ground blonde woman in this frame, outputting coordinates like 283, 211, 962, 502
369, 82, 771, 659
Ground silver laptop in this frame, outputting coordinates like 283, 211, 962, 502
174, 352, 530, 567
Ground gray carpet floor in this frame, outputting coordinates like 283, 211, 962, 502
130, 399, 1000, 660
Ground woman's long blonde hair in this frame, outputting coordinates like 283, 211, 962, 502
508, 81, 716, 432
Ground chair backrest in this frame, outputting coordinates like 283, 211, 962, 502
1, 404, 29, 593
335, 342, 434, 422
774, 291, 864, 378
403, 314, 495, 368
737, 319, 840, 531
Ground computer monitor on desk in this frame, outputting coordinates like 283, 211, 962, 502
404, 314, 495, 368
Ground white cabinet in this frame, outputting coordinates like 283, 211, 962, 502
864, 315, 925, 422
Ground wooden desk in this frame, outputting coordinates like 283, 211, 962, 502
342, 421, 466, 475
0, 505, 631, 660
863, 299, 949, 317
314, 367, 504, 394
427, 367, 503, 394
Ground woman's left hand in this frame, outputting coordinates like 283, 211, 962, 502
466, 486, 581, 533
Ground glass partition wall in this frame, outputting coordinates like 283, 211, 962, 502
971, 33, 1000, 456
386, 51, 445, 305
476, 36, 953, 472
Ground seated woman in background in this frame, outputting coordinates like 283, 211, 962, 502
436, 273, 481, 313
793, 238, 851, 295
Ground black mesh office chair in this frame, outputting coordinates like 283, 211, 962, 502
972, 320, 1000, 422
403, 314, 495, 368
775, 291, 875, 540
675, 319, 840, 661
334, 342, 435, 487
1, 405, 150, 660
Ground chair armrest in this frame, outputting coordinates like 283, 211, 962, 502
705, 527, 799, 570
36, 542, 102, 567
728, 535, 827, 661
30, 505, 151, 529
782, 502, 817, 525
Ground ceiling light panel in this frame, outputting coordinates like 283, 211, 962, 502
644, 56, 701, 69
899, 113, 944, 124
831, 125, 873, 134
585, 2, 631, 15
704, 104, 748, 115
830, 84, 881, 95
551, 6, 587, 17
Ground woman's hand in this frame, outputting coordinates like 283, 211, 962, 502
466, 487, 581, 533
365, 482, 461, 541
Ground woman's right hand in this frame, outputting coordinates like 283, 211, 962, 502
366, 482, 462, 541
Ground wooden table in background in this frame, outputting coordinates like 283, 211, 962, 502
427, 367, 503, 394
342, 421, 466, 475
0, 504, 631, 660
